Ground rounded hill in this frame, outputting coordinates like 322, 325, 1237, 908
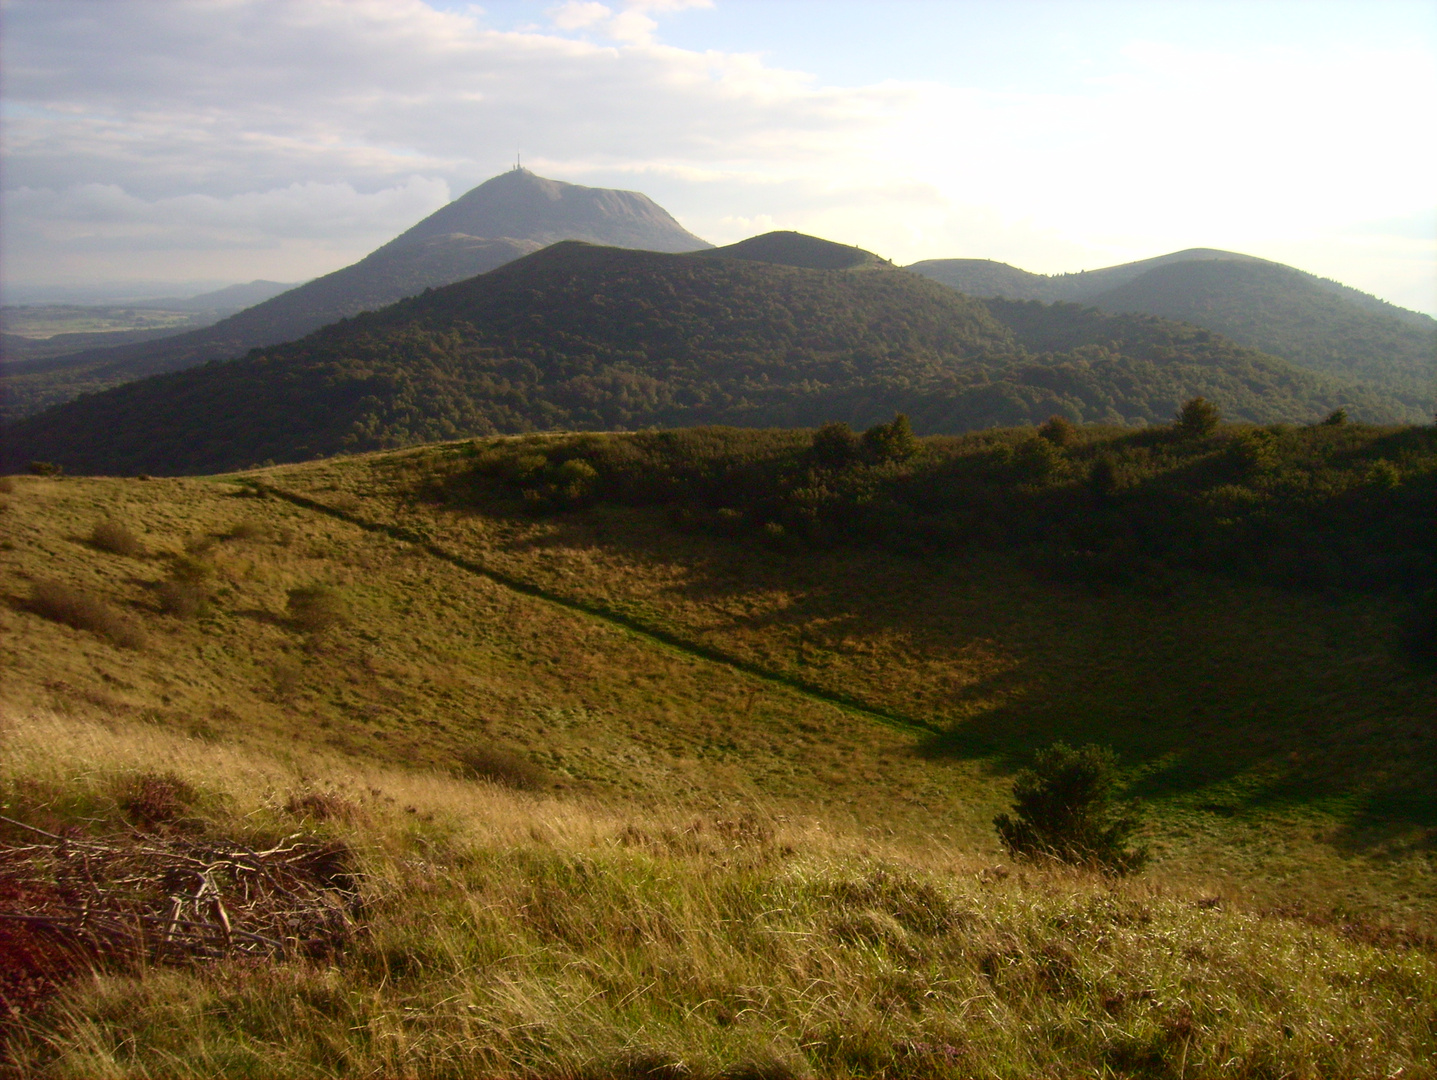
698, 231, 886, 270
909, 248, 1435, 415
4, 242, 1409, 476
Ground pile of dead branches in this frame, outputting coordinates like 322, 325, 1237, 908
0, 814, 360, 985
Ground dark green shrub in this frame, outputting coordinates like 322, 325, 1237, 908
1038, 414, 1078, 447
1014, 436, 1064, 482
1088, 457, 1121, 499
1366, 459, 1401, 489
28, 461, 62, 477
28, 580, 147, 650
1228, 429, 1277, 474
1321, 408, 1348, 426
455, 745, 549, 790
1174, 397, 1220, 438
810, 422, 861, 468
862, 414, 918, 463
994, 742, 1147, 873
157, 553, 216, 617
1407, 590, 1436, 669
90, 518, 145, 558
551, 457, 598, 507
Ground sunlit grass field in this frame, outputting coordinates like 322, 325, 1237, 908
1, 438, 1433, 1077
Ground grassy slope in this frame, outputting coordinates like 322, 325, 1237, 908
0, 473, 965, 835
270, 443, 1436, 913
2, 457, 1434, 1077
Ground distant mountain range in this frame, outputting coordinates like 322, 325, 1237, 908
1, 169, 710, 419
3, 169, 1432, 447
150, 279, 298, 314
5, 235, 1411, 477
908, 250, 1435, 411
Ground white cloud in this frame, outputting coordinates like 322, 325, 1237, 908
4, 177, 451, 284
549, 2, 612, 32
547, 0, 712, 44
1, 0, 1432, 311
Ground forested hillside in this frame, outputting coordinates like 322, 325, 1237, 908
4, 241, 1413, 476
450, 419, 1437, 604
1091, 259, 1436, 405
910, 250, 1435, 414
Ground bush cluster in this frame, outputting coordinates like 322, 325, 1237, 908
158, 553, 215, 618
993, 742, 1147, 874
449, 415, 1436, 604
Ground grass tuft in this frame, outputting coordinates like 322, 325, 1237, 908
28, 579, 147, 649
116, 770, 199, 828
89, 517, 145, 558
455, 744, 550, 791
287, 584, 347, 634
225, 518, 272, 541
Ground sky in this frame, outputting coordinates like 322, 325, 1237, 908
2, 0, 1435, 313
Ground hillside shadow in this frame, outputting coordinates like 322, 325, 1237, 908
466, 501, 1437, 839
233, 607, 287, 627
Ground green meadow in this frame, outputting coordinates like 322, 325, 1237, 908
1, 418, 1433, 1077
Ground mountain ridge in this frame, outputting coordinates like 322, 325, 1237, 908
4, 236, 1411, 477
908, 249, 1436, 407
0, 170, 710, 419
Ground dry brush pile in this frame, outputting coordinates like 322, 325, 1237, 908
0, 806, 358, 1024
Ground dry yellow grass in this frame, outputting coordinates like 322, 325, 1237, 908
3, 707, 1434, 1079
2, 457, 1435, 1077
0, 473, 1003, 845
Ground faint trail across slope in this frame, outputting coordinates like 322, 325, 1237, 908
245, 480, 937, 737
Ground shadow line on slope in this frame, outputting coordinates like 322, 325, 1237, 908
436, 496, 1437, 833
242, 480, 938, 739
